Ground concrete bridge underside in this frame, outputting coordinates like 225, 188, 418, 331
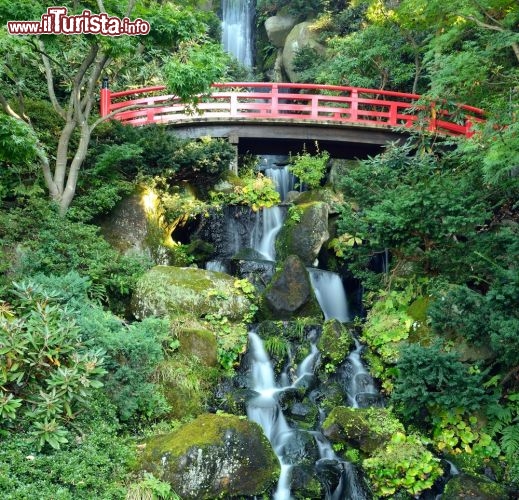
167, 118, 409, 158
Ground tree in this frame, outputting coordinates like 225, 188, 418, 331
0, 1, 229, 215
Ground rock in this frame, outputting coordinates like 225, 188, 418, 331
139, 413, 279, 499
179, 328, 218, 367
157, 355, 217, 420
98, 192, 149, 255
285, 190, 301, 203
131, 265, 252, 321
282, 22, 325, 82
230, 250, 276, 292
318, 319, 354, 366
265, 15, 298, 48
293, 188, 344, 215
262, 255, 322, 320
195, 206, 259, 258
323, 406, 404, 454
442, 473, 508, 500
276, 202, 330, 265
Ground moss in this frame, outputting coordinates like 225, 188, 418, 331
275, 202, 329, 265
140, 413, 280, 499
443, 474, 508, 500
323, 406, 404, 454
131, 265, 252, 321
178, 327, 218, 366
155, 354, 218, 420
318, 319, 354, 366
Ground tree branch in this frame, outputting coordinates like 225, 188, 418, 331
0, 93, 24, 121
37, 40, 66, 120
462, 15, 519, 63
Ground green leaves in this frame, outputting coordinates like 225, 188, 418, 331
289, 145, 329, 190
164, 42, 231, 103
0, 280, 107, 450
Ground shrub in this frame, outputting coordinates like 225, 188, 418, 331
0, 280, 106, 450
391, 343, 494, 423
0, 395, 134, 499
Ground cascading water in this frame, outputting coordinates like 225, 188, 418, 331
251, 156, 295, 261
308, 269, 351, 322
221, 0, 255, 68
247, 331, 321, 500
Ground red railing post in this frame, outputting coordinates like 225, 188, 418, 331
350, 89, 358, 121
100, 76, 110, 117
311, 95, 318, 119
230, 93, 237, 117
271, 83, 278, 116
389, 102, 398, 126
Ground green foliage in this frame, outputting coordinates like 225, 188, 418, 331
210, 172, 280, 211
363, 432, 443, 498
336, 141, 494, 285
360, 287, 416, 391
0, 280, 106, 450
429, 265, 519, 368
16, 214, 151, 313
127, 472, 176, 500
432, 409, 500, 460
289, 145, 329, 190
0, 395, 134, 499
84, 313, 171, 425
391, 343, 495, 423
164, 42, 231, 104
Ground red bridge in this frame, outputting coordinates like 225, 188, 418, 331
100, 82, 484, 154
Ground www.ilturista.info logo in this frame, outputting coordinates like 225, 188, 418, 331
7, 7, 150, 36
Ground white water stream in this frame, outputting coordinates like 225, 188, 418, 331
221, 0, 255, 68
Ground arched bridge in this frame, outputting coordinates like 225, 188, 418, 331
100, 82, 484, 155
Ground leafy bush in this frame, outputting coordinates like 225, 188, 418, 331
0, 395, 134, 499
79, 309, 172, 425
210, 172, 280, 211
391, 343, 494, 423
17, 216, 151, 313
289, 145, 329, 189
0, 281, 106, 450
363, 432, 443, 497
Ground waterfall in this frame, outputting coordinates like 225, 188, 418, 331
308, 269, 351, 322
341, 339, 382, 408
251, 159, 294, 261
247, 331, 321, 500
221, 0, 255, 68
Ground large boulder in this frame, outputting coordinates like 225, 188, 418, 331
265, 14, 298, 48
98, 193, 149, 255
282, 22, 325, 82
323, 406, 404, 454
318, 319, 355, 366
131, 265, 251, 320
442, 474, 508, 500
262, 255, 322, 320
179, 327, 218, 367
139, 413, 279, 499
276, 202, 330, 265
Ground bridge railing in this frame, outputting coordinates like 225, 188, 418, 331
100, 82, 485, 137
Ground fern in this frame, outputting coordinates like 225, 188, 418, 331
500, 423, 519, 459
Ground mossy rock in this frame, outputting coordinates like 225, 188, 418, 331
323, 406, 404, 454
318, 319, 354, 366
156, 354, 218, 420
139, 413, 279, 499
276, 202, 330, 265
131, 265, 252, 321
443, 473, 508, 500
293, 188, 344, 214
178, 327, 218, 367
261, 255, 322, 320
